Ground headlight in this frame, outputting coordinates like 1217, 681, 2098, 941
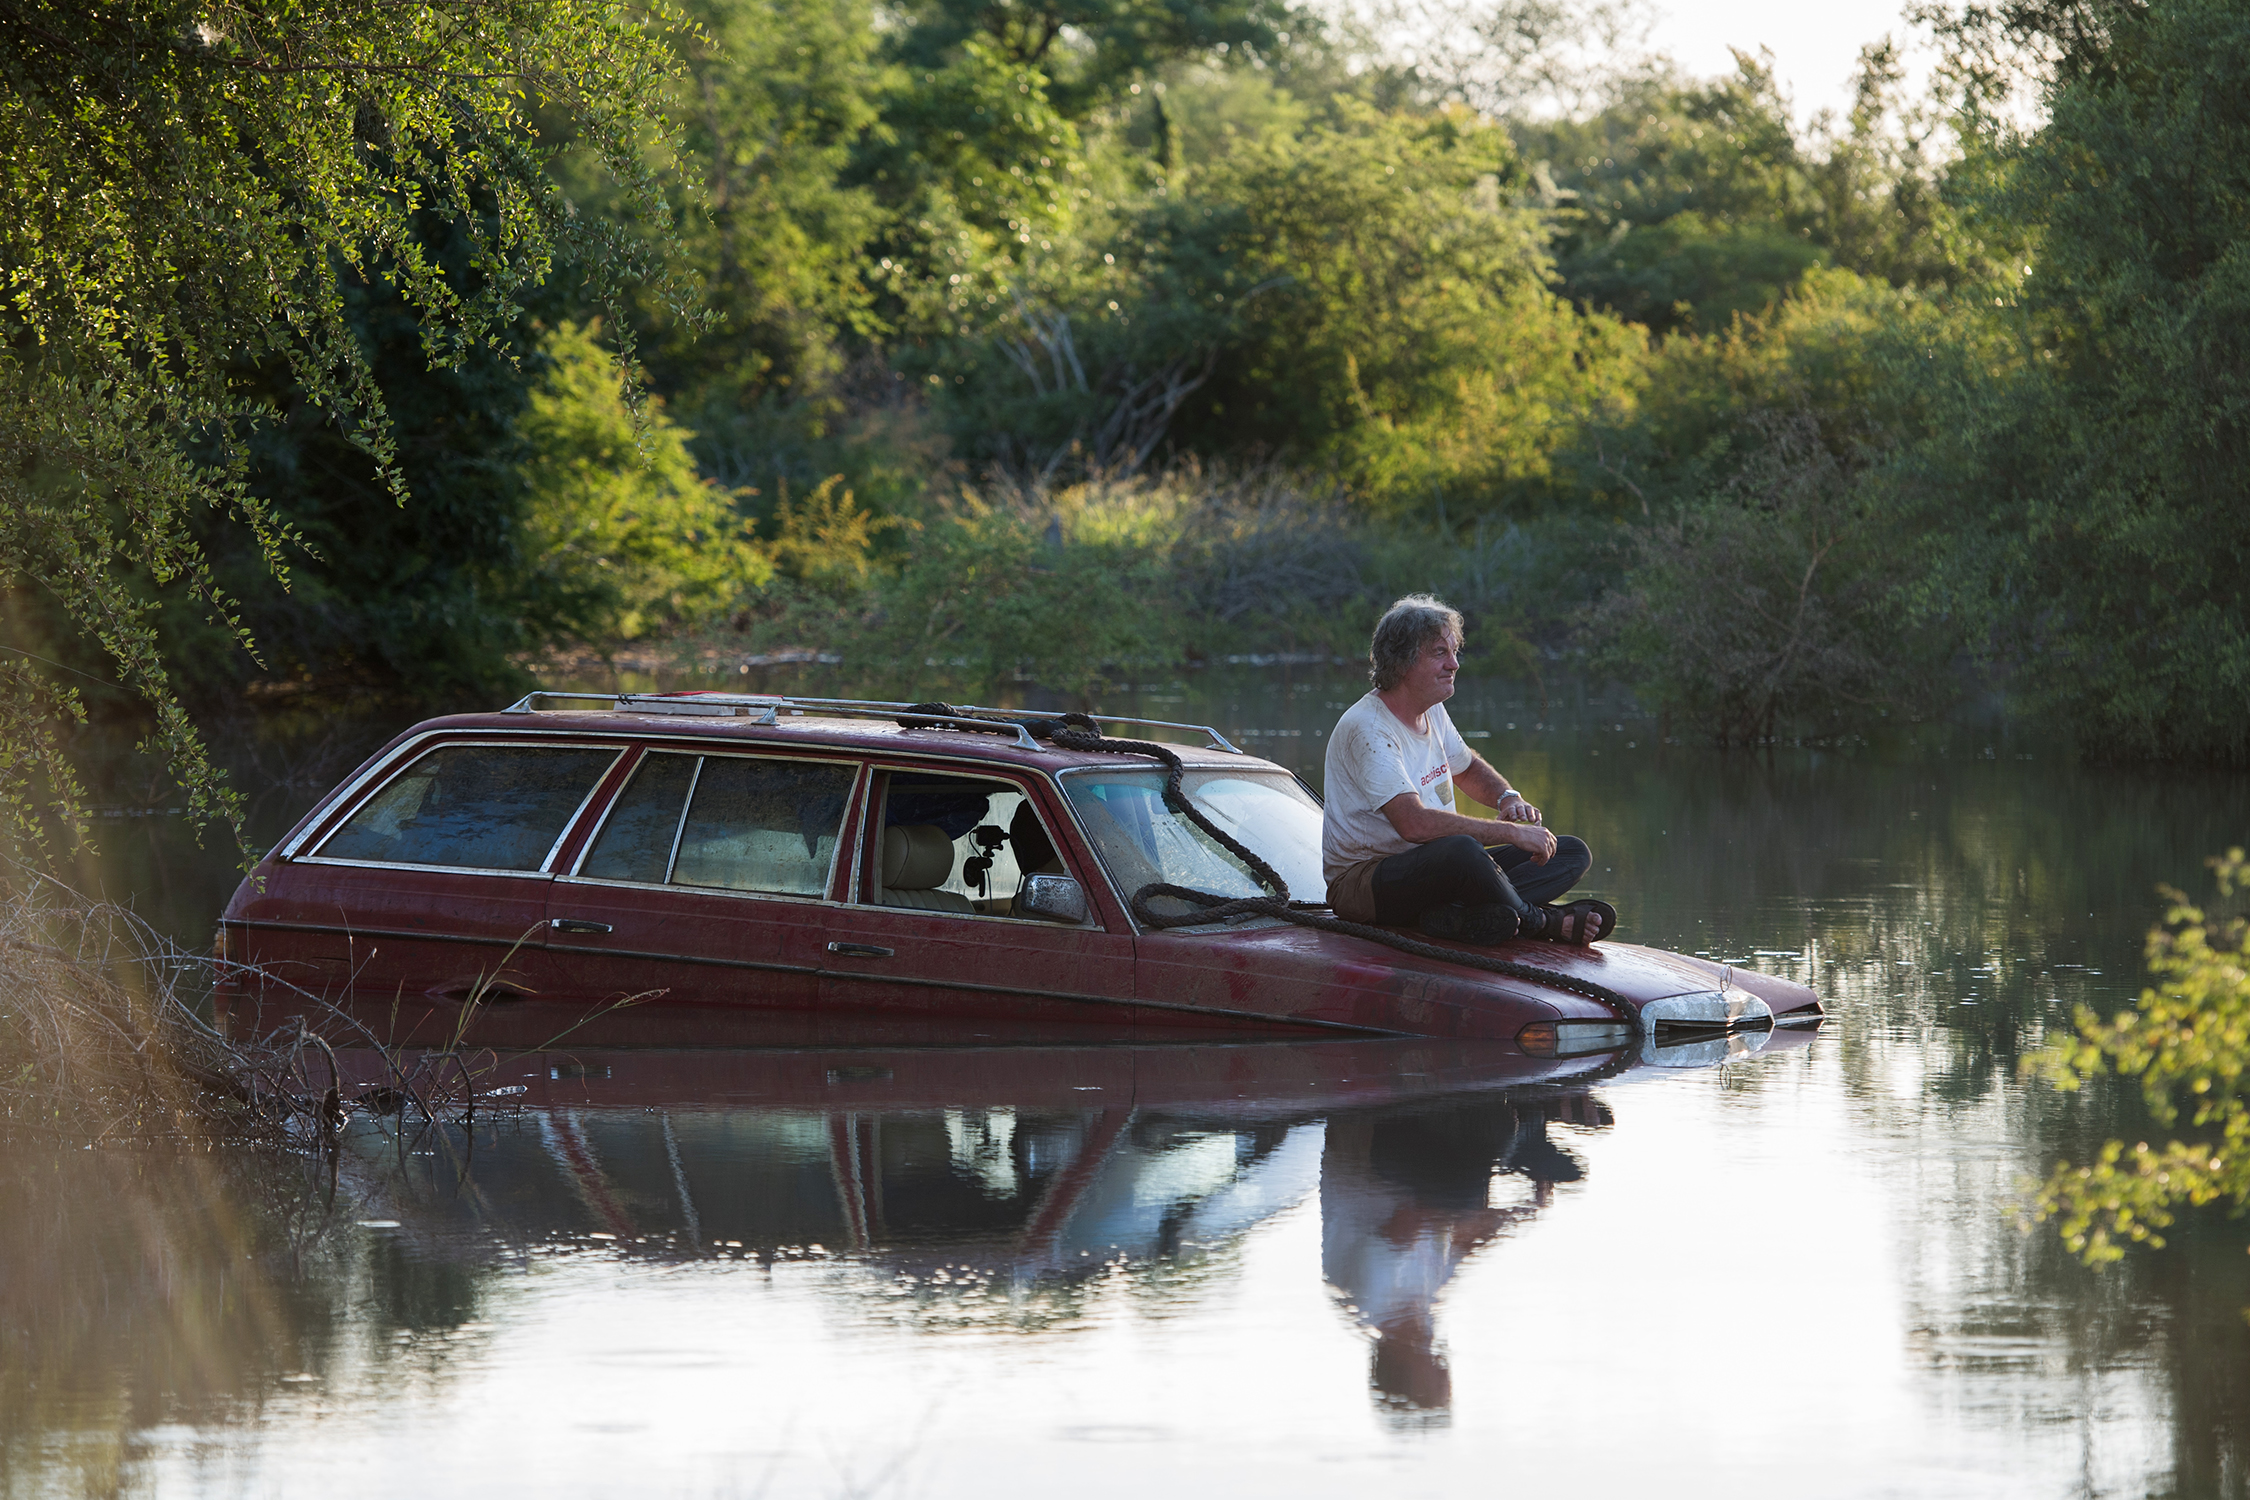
1639, 987, 1773, 1035
1518, 987, 1775, 1060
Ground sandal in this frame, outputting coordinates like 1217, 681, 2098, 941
1540, 899, 1617, 945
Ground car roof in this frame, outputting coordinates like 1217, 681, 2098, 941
394, 691, 1278, 777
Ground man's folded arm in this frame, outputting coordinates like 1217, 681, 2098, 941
1380, 793, 1554, 860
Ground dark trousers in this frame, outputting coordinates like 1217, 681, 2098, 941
1369, 834, 1592, 926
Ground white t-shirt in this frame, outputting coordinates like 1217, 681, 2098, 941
1321, 692, 1471, 883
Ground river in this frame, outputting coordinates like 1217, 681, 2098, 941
6, 667, 2247, 1499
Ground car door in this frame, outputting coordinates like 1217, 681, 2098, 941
261, 737, 626, 1005
537, 746, 865, 1034
815, 765, 1140, 1039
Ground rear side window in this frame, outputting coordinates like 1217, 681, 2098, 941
317, 744, 619, 871
579, 753, 699, 884
578, 754, 855, 897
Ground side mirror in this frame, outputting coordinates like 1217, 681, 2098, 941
1016, 873, 1090, 924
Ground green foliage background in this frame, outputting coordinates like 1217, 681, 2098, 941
6, 0, 2250, 857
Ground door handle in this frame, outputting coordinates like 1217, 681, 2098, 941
826, 941, 894, 958
548, 918, 614, 934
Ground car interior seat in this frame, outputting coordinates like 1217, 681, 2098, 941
1009, 801, 1064, 873
1006, 800, 1068, 917
879, 823, 975, 913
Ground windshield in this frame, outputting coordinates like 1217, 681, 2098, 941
1060, 768, 1325, 907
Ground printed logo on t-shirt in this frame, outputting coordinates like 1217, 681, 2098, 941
1418, 764, 1449, 788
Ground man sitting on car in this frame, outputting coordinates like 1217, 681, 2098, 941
1321, 594, 1615, 946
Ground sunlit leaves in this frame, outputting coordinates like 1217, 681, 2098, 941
516, 322, 772, 642
2032, 850, 2250, 1273
627, 0, 888, 411
0, 1, 692, 852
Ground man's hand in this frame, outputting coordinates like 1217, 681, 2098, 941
1490, 819, 1556, 863
1498, 793, 1543, 825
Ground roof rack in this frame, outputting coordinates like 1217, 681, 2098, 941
499, 690, 1243, 755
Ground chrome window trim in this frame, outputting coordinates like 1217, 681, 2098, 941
280, 724, 1282, 901
278, 729, 442, 860
298, 740, 624, 874
547, 872, 846, 909
843, 761, 870, 905
290, 857, 557, 881
839, 897, 1099, 931
855, 761, 1094, 928
541, 750, 630, 872
559, 745, 860, 898
663, 755, 706, 884
565, 745, 653, 878
282, 728, 660, 861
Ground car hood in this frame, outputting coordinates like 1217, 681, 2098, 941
1150, 919, 1821, 1024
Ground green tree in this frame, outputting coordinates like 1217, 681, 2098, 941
878, 0, 1289, 121
0, 0, 691, 852
1920, 0, 2250, 763
178, 262, 556, 708
842, 480, 1184, 701
1584, 406, 1950, 742
1526, 57, 1825, 333
1519, 47, 1960, 335
624, 0, 887, 415
517, 322, 772, 643
939, 102, 1643, 507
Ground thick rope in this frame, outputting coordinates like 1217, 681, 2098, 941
1051, 727, 1293, 898
1045, 726, 1642, 1028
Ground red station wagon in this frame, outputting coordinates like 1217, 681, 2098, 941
216, 691, 1823, 1055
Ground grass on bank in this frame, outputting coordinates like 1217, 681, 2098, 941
637, 463, 1613, 707
0, 882, 269, 1146
0, 878, 546, 1150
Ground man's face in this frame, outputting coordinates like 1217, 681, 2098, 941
1401, 629, 1461, 705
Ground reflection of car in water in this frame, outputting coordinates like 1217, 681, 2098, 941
345, 1029, 1815, 1418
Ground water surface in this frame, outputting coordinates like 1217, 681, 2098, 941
10, 671, 2249, 1498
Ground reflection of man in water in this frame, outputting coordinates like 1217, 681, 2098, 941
1320, 1098, 1587, 1422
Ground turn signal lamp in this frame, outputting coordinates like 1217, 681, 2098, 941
1516, 1019, 1635, 1058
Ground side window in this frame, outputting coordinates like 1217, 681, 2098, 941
579, 752, 700, 884
579, 753, 855, 897
873, 773, 1064, 916
675, 757, 854, 894
317, 744, 619, 871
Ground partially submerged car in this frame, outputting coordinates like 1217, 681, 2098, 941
215, 691, 1823, 1051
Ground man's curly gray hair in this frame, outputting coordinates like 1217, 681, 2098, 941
1368, 594, 1464, 692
